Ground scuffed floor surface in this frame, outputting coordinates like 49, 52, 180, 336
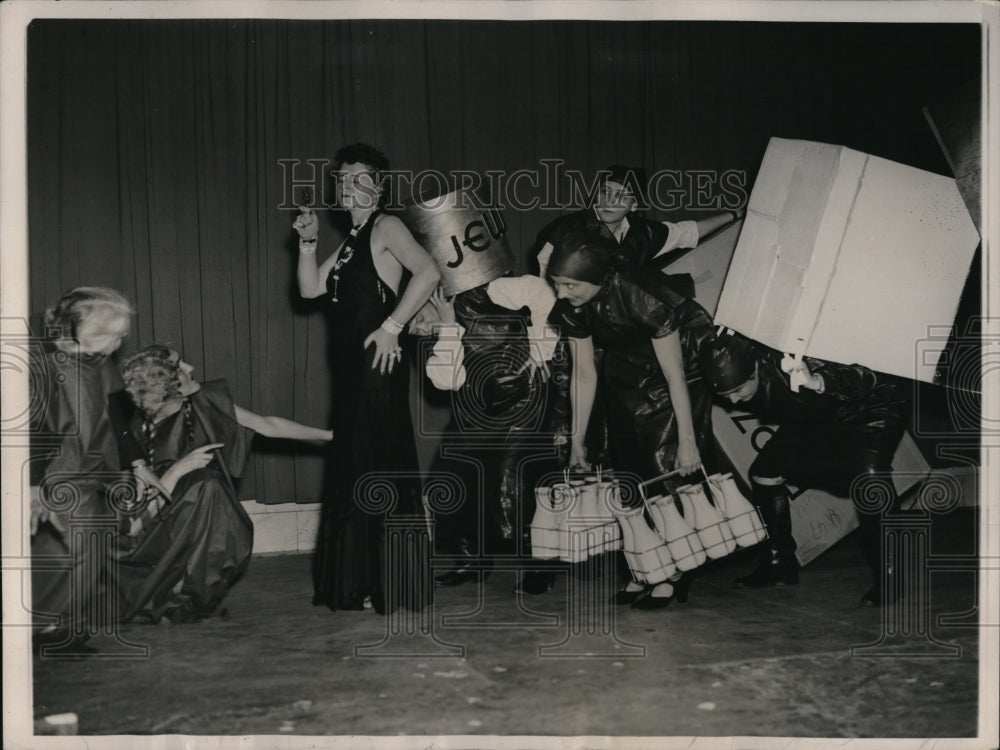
31, 511, 981, 739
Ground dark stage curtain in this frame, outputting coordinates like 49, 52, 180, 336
26, 20, 978, 502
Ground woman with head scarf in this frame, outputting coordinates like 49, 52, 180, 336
546, 234, 717, 609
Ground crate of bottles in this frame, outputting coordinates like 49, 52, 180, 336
531, 471, 623, 562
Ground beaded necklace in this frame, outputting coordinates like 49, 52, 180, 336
329, 211, 379, 303
142, 398, 195, 466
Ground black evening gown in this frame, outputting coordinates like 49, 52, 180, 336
312, 212, 432, 613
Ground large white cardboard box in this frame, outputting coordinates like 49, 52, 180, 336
716, 137, 979, 383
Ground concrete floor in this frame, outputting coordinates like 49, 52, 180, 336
32, 509, 982, 740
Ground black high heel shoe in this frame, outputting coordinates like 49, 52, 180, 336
611, 585, 650, 606
631, 573, 691, 611
734, 548, 799, 588
673, 572, 693, 603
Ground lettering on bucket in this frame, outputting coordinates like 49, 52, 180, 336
446, 209, 507, 268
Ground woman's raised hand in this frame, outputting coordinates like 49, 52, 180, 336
427, 285, 455, 325
292, 205, 319, 242
160, 443, 224, 495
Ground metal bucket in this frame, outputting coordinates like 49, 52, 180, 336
401, 185, 514, 295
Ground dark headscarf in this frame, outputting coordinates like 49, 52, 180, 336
699, 332, 757, 393
547, 232, 617, 285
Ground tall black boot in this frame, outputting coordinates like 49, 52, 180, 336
855, 476, 901, 607
734, 482, 800, 588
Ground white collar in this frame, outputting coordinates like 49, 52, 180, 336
592, 208, 630, 243
615, 215, 631, 242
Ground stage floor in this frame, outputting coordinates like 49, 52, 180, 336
31, 509, 982, 740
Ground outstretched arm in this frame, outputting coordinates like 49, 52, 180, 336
797, 356, 878, 401
652, 208, 745, 260
234, 405, 333, 441
693, 207, 744, 240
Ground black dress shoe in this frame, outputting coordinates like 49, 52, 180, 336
667, 572, 693, 603
631, 575, 691, 610
631, 591, 675, 610
33, 629, 99, 656
435, 567, 473, 586
337, 592, 367, 611
632, 594, 674, 611
513, 570, 555, 595
734, 551, 800, 588
435, 559, 493, 587
611, 586, 649, 606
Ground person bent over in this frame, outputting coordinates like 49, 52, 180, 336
410, 278, 563, 591
699, 332, 908, 607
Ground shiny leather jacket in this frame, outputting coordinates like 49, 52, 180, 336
745, 344, 908, 431
453, 283, 557, 429
550, 266, 715, 380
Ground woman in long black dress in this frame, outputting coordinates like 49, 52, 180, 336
116, 345, 332, 623
547, 234, 717, 609
293, 143, 440, 613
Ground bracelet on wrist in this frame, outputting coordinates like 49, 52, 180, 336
381, 316, 405, 335
299, 238, 318, 255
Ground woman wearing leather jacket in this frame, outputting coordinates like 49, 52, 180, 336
699, 331, 909, 607
547, 234, 717, 610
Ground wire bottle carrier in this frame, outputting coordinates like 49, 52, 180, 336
615, 466, 769, 584
530, 468, 622, 563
